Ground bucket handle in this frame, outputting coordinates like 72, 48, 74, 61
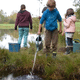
73, 39, 80, 42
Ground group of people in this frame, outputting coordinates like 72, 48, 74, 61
14, 0, 76, 57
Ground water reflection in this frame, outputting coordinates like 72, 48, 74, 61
2, 74, 43, 80
0, 33, 44, 49
0, 32, 44, 80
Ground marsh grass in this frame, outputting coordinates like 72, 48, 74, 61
0, 19, 80, 79
0, 44, 80, 79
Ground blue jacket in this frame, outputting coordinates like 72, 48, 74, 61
40, 8, 62, 31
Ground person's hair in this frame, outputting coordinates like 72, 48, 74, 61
47, 0, 56, 8
66, 8, 74, 17
20, 4, 26, 11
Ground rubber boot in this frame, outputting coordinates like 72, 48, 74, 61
64, 47, 70, 55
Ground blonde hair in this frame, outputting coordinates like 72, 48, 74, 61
47, 0, 56, 8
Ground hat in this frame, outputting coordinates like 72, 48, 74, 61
47, 0, 56, 8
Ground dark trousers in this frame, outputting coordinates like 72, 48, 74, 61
67, 37, 73, 46
45, 29, 58, 52
66, 37, 73, 52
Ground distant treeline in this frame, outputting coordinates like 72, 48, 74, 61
0, 8, 80, 24
0, 10, 17, 24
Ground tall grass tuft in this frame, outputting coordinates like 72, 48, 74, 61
0, 19, 80, 79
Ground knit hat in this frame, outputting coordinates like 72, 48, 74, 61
47, 0, 56, 8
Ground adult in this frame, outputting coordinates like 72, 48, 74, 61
15, 4, 33, 49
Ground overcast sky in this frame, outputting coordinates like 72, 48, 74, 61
0, 0, 75, 18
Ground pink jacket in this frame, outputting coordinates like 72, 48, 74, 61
63, 15, 76, 32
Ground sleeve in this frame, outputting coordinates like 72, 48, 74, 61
40, 12, 46, 24
29, 13, 33, 29
15, 14, 19, 30
63, 27, 66, 33
64, 18, 71, 27
57, 12, 62, 22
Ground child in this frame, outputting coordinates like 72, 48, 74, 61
38, 0, 62, 57
62, 8, 76, 54
15, 4, 33, 49
39, 6, 48, 49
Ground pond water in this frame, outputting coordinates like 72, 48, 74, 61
0, 30, 44, 80
0, 33, 44, 80
1, 74, 43, 80
0, 33, 44, 49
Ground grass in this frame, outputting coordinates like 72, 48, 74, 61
0, 18, 80, 79
0, 48, 80, 80
0, 21, 80, 33
75, 22, 80, 32
0, 24, 15, 29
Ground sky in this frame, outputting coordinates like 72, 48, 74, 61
0, 0, 75, 18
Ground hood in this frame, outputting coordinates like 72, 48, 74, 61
18, 10, 28, 16
69, 15, 76, 22
18, 10, 26, 13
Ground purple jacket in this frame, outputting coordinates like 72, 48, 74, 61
15, 10, 33, 30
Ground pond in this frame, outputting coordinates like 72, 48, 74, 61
0, 29, 44, 80
1, 74, 43, 80
0, 33, 44, 49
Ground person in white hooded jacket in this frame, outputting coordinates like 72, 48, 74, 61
62, 8, 76, 55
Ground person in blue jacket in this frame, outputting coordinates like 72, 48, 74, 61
38, 0, 62, 57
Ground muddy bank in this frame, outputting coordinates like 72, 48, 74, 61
0, 47, 80, 80
0, 48, 80, 80
0, 29, 80, 80
0, 65, 44, 79
0, 62, 80, 80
